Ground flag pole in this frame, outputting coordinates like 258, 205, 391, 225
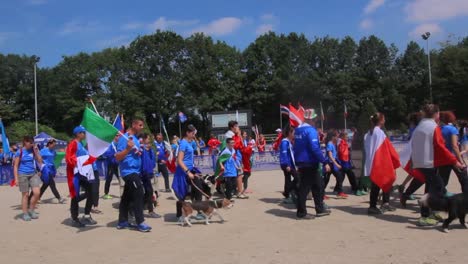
280, 106, 283, 129
179, 120, 182, 138
344, 100, 347, 131
320, 101, 324, 131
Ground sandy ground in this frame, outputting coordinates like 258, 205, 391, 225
1, 168, 468, 264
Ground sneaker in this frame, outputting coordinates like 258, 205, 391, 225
148, 211, 161, 218
72, 218, 86, 228
444, 191, 455, 198
137, 222, 152, 232
194, 213, 205, 220
428, 213, 444, 222
282, 197, 294, 204
381, 203, 396, 212
102, 194, 112, 200
316, 209, 331, 217
29, 210, 39, 219
368, 207, 383, 215
417, 217, 438, 226
323, 203, 329, 210
59, 198, 67, 204
237, 194, 249, 199
323, 195, 330, 200
336, 192, 348, 199
116, 221, 136, 230
81, 215, 97, 225
296, 214, 314, 220
361, 190, 368, 195
408, 195, 416, 200
22, 213, 32, 221
355, 190, 364, 196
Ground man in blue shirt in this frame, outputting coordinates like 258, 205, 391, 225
155, 133, 170, 192
293, 110, 331, 219
115, 118, 152, 232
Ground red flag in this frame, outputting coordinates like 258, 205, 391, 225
289, 103, 304, 127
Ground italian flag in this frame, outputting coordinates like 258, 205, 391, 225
81, 107, 119, 164
364, 127, 401, 192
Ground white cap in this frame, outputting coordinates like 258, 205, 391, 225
275, 128, 282, 133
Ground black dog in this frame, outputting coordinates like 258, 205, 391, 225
420, 193, 468, 232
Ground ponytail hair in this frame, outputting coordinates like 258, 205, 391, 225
369, 112, 385, 134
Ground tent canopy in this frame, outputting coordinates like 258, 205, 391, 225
34, 132, 67, 148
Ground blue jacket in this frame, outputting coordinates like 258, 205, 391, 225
279, 138, 295, 169
293, 123, 326, 168
141, 146, 156, 174
103, 142, 119, 166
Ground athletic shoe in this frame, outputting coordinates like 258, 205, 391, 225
29, 210, 39, 219
81, 215, 97, 225
361, 190, 368, 195
72, 218, 85, 228
428, 213, 444, 222
282, 197, 294, 204
316, 209, 331, 217
355, 190, 364, 196
336, 192, 348, 199
148, 212, 161, 218
408, 195, 416, 200
417, 217, 438, 226
59, 198, 67, 204
137, 223, 152, 232
116, 221, 137, 230
296, 214, 314, 220
194, 213, 205, 220
237, 193, 249, 199
444, 191, 455, 198
368, 207, 383, 215
102, 194, 112, 200
22, 213, 32, 221
380, 203, 396, 212
323, 203, 329, 210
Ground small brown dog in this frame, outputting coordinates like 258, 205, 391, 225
179, 198, 233, 227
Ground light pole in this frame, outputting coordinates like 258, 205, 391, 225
32, 55, 40, 135
421, 32, 432, 103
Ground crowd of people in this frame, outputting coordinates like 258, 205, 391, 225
5, 103, 468, 232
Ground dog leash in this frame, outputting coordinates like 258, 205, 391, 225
190, 177, 212, 199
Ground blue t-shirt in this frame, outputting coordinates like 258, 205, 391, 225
178, 139, 194, 169
155, 141, 167, 161
15, 148, 36, 174
441, 124, 459, 153
117, 133, 142, 177
191, 141, 198, 152
326, 141, 337, 160
223, 148, 239, 177
40, 147, 56, 167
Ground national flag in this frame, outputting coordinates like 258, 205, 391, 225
363, 127, 401, 192
288, 103, 304, 127
0, 119, 10, 155
113, 113, 125, 133
344, 102, 348, 118
214, 147, 236, 177
298, 102, 305, 115
81, 107, 119, 165
178, 112, 187, 123
280, 104, 289, 116
398, 142, 425, 183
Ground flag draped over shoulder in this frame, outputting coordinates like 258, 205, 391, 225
398, 141, 426, 183
81, 107, 119, 165
364, 127, 401, 192
214, 147, 234, 177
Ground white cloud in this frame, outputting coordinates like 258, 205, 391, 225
190, 17, 244, 36
256, 24, 274, 35
121, 22, 144, 31
364, 0, 386, 14
59, 20, 101, 35
149, 17, 199, 31
359, 18, 374, 30
97, 35, 131, 48
406, 0, 468, 22
409, 23, 442, 38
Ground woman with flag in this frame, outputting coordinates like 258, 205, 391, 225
364, 113, 400, 215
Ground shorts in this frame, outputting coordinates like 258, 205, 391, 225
18, 173, 42, 193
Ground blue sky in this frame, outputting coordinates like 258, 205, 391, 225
1, 0, 468, 67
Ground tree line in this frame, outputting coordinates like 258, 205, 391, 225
1, 30, 467, 142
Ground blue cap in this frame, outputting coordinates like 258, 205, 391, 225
73, 125, 86, 135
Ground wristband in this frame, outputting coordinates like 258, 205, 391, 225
185, 169, 190, 174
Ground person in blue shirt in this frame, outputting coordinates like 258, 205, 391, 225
139, 133, 160, 218
293, 111, 331, 219
220, 138, 241, 200
439, 111, 468, 193
323, 131, 346, 199
279, 125, 297, 204
155, 133, 170, 192
13, 136, 43, 221
37, 139, 65, 203
198, 137, 206, 155
173, 124, 205, 220
102, 134, 122, 199
115, 118, 151, 232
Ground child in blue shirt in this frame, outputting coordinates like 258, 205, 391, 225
220, 138, 241, 200
140, 133, 159, 218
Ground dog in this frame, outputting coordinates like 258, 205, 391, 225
419, 193, 468, 233
178, 198, 233, 227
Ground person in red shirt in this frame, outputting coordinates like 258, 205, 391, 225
241, 131, 254, 193
207, 134, 221, 155
257, 134, 266, 152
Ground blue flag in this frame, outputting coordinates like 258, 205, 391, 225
0, 119, 10, 155
112, 113, 124, 133
178, 112, 187, 123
